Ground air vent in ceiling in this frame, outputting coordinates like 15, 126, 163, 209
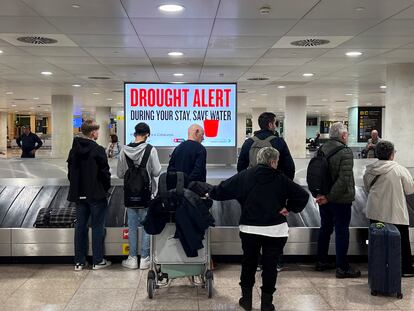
13, 98, 27, 101
238, 89, 247, 93
335, 100, 347, 103
17, 36, 57, 45
247, 77, 269, 81
112, 90, 123, 93
88, 76, 110, 80
290, 38, 330, 47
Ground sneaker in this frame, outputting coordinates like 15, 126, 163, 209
315, 261, 336, 271
276, 263, 284, 272
336, 266, 361, 278
122, 256, 138, 269
140, 256, 150, 270
74, 262, 88, 271
92, 259, 112, 270
256, 264, 262, 272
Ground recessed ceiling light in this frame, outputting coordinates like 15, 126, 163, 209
346, 51, 362, 57
261, 93, 268, 96
14, 110, 18, 113
345, 93, 353, 96
11, 104, 16, 107
5, 91, 13, 95
277, 85, 286, 89
168, 51, 183, 56
354, 7, 365, 11
30, 107, 34, 110
92, 92, 100, 95
366, 103, 373, 106
0, 50, 3, 54
158, 4, 184, 13
315, 110, 320, 113
72, 4, 80, 8
322, 98, 328, 101
302, 73, 314, 77
41, 71, 53, 75
72, 84, 81, 87
173, 73, 184, 77
380, 85, 387, 89
106, 98, 113, 101
33, 97, 39, 100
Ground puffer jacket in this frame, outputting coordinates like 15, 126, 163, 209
320, 138, 355, 203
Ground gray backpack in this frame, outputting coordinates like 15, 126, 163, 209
248, 136, 276, 168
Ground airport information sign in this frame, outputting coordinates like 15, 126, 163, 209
124, 83, 237, 147
357, 107, 382, 142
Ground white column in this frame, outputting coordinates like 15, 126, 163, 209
95, 107, 111, 148
251, 108, 266, 133
51, 95, 73, 158
386, 63, 414, 167
284, 96, 307, 158
0, 112, 7, 157
116, 110, 125, 145
237, 113, 246, 148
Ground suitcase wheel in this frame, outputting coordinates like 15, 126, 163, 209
371, 290, 378, 296
397, 293, 403, 299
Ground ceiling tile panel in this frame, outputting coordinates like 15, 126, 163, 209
212, 19, 297, 36
21, 47, 89, 57
0, 17, 60, 33
361, 19, 414, 36
140, 35, 209, 49
0, 0, 37, 16
146, 48, 205, 58
42, 56, 99, 65
204, 57, 257, 66
206, 48, 268, 58
132, 18, 214, 36
96, 57, 151, 65
208, 36, 281, 49
339, 35, 414, 49
84, 47, 147, 58
69, 35, 142, 48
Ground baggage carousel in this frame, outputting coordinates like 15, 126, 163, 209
0, 158, 413, 257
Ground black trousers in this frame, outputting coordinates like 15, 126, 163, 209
239, 232, 287, 294
370, 220, 413, 273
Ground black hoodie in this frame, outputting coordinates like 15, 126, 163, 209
67, 136, 111, 202
209, 164, 309, 226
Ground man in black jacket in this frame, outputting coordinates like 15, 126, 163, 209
237, 112, 295, 180
168, 124, 207, 182
16, 125, 43, 158
208, 147, 309, 311
67, 119, 111, 271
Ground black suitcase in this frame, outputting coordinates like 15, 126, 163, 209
368, 222, 402, 299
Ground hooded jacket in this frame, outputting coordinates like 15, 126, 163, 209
117, 141, 162, 197
209, 164, 309, 226
364, 160, 414, 225
237, 129, 295, 180
320, 138, 355, 203
67, 136, 111, 202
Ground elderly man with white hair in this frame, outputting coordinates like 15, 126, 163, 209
207, 147, 309, 311
314, 122, 361, 278
365, 129, 381, 158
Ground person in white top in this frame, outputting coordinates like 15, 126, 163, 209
364, 140, 414, 277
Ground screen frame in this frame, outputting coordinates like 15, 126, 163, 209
123, 81, 238, 148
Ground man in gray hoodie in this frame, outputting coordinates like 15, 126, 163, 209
117, 122, 162, 270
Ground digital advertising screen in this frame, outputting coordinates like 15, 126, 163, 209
124, 83, 237, 147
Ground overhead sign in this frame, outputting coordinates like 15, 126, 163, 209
124, 83, 237, 147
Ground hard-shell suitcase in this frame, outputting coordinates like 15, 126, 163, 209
368, 222, 403, 299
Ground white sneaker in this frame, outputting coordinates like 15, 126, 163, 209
122, 256, 138, 269
92, 259, 112, 270
140, 256, 150, 270
74, 262, 88, 271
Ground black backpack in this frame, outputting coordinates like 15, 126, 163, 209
306, 145, 345, 198
124, 144, 153, 207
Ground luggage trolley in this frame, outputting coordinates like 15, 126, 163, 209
146, 172, 214, 299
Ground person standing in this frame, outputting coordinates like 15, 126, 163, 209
208, 147, 309, 311
365, 130, 381, 158
117, 122, 161, 270
106, 134, 121, 159
364, 140, 414, 277
16, 125, 43, 158
315, 122, 360, 278
67, 119, 112, 271
168, 124, 207, 182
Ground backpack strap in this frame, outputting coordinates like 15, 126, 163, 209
370, 175, 380, 188
125, 154, 134, 169
175, 172, 185, 196
139, 144, 153, 168
325, 145, 345, 160
251, 136, 260, 142
159, 173, 168, 195
264, 135, 276, 143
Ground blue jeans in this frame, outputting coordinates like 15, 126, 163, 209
75, 199, 107, 265
317, 202, 352, 270
127, 208, 150, 258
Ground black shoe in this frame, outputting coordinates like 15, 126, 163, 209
336, 266, 361, 278
315, 261, 335, 271
402, 268, 414, 277
261, 292, 275, 311
239, 287, 252, 311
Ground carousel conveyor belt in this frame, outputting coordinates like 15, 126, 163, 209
0, 178, 414, 257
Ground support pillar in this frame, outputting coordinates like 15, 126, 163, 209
51, 95, 73, 158
237, 113, 246, 148
95, 107, 111, 148
0, 112, 7, 156
284, 96, 306, 158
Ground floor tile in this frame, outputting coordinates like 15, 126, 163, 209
65, 288, 136, 311
198, 286, 260, 310
79, 265, 141, 289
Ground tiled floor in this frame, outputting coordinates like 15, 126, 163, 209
0, 263, 413, 311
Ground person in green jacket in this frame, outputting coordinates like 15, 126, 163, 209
315, 122, 361, 278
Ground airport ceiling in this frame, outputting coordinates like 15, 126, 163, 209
1, 0, 414, 118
